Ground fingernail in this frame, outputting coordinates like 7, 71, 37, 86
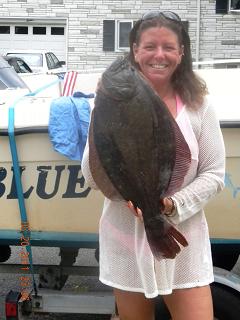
136, 208, 144, 222
136, 207, 142, 215
127, 201, 133, 208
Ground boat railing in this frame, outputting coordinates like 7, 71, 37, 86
193, 59, 240, 69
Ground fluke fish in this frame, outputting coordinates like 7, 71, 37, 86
89, 56, 191, 259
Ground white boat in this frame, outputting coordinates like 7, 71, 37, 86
1, 58, 240, 319
194, 67, 240, 239
0, 58, 240, 247
0, 58, 102, 248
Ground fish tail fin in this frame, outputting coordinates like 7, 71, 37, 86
145, 215, 188, 260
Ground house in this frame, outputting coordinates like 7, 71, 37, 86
0, 0, 239, 72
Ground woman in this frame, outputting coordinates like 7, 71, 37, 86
82, 11, 225, 320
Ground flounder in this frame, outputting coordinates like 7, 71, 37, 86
88, 56, 191, 259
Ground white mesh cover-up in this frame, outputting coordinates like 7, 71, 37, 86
81, 95, 225, 298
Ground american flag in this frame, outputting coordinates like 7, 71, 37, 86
62, 71, 78, 96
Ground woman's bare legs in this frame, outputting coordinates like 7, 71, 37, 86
113, 288, 155, 320
113, 285, 213, 320
114, 286, 213, 320
163, 285, 213, 320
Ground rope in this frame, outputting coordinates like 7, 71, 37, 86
8, 99, 38, 297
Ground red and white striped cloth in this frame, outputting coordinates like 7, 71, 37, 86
62, 71, 78, 96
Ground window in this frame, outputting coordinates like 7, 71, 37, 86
15, 59, 32, 73
216, 0, 228, 14
117, 21, 133, 50
7, 53, 43, 67
103, 19, 189, 52
216, 0, 240, 13
15, 26, 28, 34
51, 27, 64, 35
0, 26, 10, 34
46, 52, 61, 69
46, 53, 54, 69
230, 0, 240, 10
33, 27, 46, 35
103, 20, 133, 52
103, 20, 115, 51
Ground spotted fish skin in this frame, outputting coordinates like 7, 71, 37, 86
89, 56, 191, 259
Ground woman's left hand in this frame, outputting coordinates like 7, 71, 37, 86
162, 197, 175, 215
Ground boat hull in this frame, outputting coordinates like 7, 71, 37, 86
0, 133, 103, 236
0, 127, 239, 242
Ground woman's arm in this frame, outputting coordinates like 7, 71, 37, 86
81, 140, 99, 190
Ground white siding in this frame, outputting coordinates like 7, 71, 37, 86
1, 1, 240, 71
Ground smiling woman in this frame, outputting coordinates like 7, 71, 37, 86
81, 10, 226, 320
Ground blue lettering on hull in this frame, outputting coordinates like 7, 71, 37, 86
0, 165, 91, 199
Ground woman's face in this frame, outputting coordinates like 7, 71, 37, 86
133, 26, 183, 88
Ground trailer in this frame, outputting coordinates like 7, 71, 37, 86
1, 57, 240, 319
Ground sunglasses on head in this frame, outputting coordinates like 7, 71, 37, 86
142, 10, 181, 22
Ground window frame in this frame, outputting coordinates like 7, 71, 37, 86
15, 26, 28, 34
51, 27, 64, 35
115, 20, 134, 52
0, 26, 10, 34
7, 53, 43, 68
46, 52, 61, 70
33, 26, 47, 35
229, 0, 240, 11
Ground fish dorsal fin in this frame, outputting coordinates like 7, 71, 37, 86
138, 73, 191, 198
89, 109, 121, 199
165, 119, 191, 196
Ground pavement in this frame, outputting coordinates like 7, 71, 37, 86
0, 246, 113, 320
